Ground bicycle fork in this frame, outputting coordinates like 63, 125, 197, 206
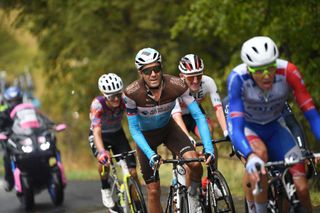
119, 159, 139, 213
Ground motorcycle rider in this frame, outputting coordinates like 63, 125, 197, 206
0, 86, 23, 191
0, 86, 54, 192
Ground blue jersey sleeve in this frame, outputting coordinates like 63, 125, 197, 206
127, 114, 156, 160
304, 108, 320, 141
227, 72, 253, 159
187, 101, 214, 154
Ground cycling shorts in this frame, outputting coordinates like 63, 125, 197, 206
88, 128, 136, 169
138, 118, 195, 184
245, 118, 305, 177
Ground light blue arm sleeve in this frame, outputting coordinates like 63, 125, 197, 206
188, 101, 214, 154
127, 114, 156, 160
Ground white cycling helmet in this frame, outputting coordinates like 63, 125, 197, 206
135, 47, 162, 70
241, 36, 279, 67
98, 73, 123, 96
178, 54, 204, 75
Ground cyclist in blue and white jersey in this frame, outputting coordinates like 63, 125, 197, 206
123, 47, 214, 213
227, 36, 320, 212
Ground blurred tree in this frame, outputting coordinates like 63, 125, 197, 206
172, 0, 320, 149
1, 0, 319, 167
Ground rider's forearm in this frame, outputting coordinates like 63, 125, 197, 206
188, 101, 213, 154
172, 113, 191, 137
230, 116, 253, 159
304, 108, 320, 141
127, 114, 156, 159
93, 127, 105, 152
215, 106, 228, 133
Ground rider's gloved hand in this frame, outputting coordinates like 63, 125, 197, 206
245, 154, 266, 182
97, 149, 111, 166
204, 152, 215, 165
149, 154, 161, 170
188, 136, 197, 147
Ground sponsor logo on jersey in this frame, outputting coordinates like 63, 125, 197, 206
138, 102, 175, 116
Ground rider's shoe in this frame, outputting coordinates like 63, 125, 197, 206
3, 180, 14, 192
101, 188, 115, 208
188, 192, 202, 213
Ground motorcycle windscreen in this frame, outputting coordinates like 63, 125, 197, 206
11, 104, 41, 135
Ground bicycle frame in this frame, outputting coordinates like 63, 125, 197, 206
254, 152, 320, 212
163, 157, 204, 213
105, 148, 137, 213
267, 166, 300, 212
196, 137, 236, 213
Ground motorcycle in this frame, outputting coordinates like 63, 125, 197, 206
0, 104, 67, 211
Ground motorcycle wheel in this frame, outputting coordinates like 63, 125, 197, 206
18, 176, 34, 211
48, 167, 64, 206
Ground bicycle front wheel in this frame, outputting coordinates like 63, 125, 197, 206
267, 180, 283, 213
127, 176, 147, 213
208, 170, 235, 213
179, 190, 189, 213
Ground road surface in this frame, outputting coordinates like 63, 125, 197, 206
0, 180, 319, 212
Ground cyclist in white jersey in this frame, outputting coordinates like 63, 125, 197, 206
172, 54, 229, 197
172, 54, 228, 141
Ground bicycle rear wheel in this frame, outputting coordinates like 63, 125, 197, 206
208, 170, 235, 213
127, 176, 147, 213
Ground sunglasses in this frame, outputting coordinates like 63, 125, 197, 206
185, 75, 202, 82
141, 65, 162, 75
248, 62, 277, 75
105, 93, 122, 101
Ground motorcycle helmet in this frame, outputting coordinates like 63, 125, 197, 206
3, 86, 23, 107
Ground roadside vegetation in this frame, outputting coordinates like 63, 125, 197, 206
0, 0, 319, 207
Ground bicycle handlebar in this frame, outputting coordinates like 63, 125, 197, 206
264, 152, 320, 168
252, 152, 320, 195
112, 150, 136, 159
195, 136, 230, 147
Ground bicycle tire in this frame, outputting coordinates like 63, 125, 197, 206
127, 176, 147, 213
165, 187, 174, 213
267, 181, 283, 213
179, 190, 189, 213
208, 170, 235, 213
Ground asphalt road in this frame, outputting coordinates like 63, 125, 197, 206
0, 180, 319, 213
0, 179, 246, 213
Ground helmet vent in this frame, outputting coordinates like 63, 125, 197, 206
138, 58, 145, 62
273, 47, 277, 56
252, 47, 259, 53
264, 43, 268, 51
246, 54, 252, 62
